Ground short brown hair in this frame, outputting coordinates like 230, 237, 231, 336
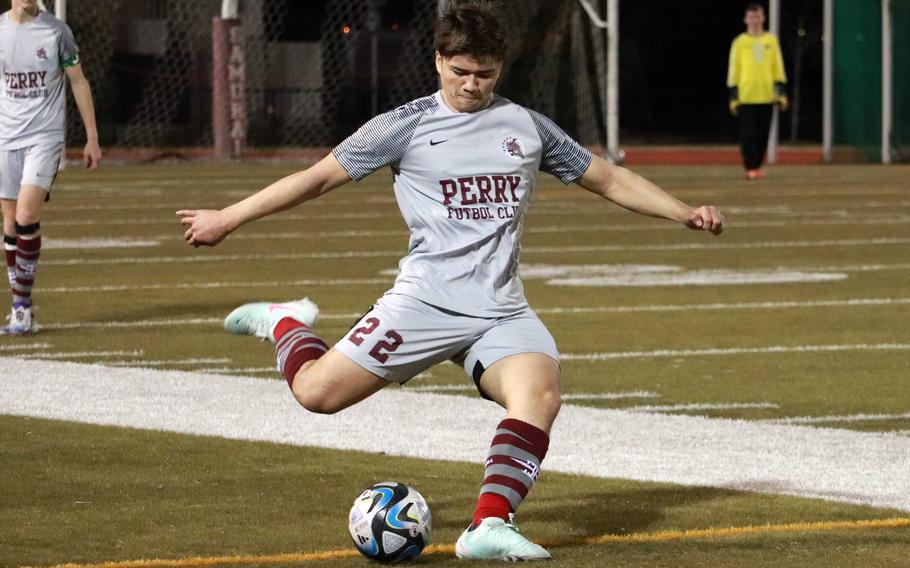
745, 2, 764, 13
434, 1, 510, 61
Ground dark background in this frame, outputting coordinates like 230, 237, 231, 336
277, 0, 826, 145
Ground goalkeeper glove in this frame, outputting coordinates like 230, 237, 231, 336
776, 94, 789, 111
729, 99, 740, 116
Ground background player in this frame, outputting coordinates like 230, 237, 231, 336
727, 2, 788, 180
179, 0, 724, 561
0, 0, 102, 334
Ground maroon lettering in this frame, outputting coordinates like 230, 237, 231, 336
507, 176, 521, 202
458, 177, 477, 205
348, 317, 380, 346
476, 176, 492, 204
440, 179, 458, 206
369, 331, 404, 363
37, 70, 46, 86
28, 72, 38, 89
17, 73, 27, 89
492, 176, 508, 203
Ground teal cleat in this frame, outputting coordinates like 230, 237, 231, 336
455, 516, 551, 562
223, 298, 319, 343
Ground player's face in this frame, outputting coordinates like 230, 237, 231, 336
435, 52, 502, 113
12, 0, 40, 10
744, 9, 765, 32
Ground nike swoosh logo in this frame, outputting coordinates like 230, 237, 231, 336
429, 139, 448, 146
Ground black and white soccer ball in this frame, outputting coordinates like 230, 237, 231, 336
348, 482, 432, 563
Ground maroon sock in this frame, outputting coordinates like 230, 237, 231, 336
274, 317, 327, 388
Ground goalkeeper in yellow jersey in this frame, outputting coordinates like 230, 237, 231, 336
727, 3, 788, 180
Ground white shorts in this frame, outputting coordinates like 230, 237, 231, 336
0, 142, 63, 199
334, 293, 559, 392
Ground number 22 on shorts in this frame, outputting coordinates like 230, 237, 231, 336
348, 317, 404, 363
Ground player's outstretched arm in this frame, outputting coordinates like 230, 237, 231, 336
576, 155, 724, 235
178, 153, 352, 247
65, 63, 102, 170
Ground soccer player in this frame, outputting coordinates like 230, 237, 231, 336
0, 0, 102, 334
179, 1, 724, 561
727, 2, 788, 180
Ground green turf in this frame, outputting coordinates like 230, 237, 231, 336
2, 416, 908, 568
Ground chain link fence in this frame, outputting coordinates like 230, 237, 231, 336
3, 0, 609, 150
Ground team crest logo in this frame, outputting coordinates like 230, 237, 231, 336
502, 136, 525, 159
36, 47, 48, 61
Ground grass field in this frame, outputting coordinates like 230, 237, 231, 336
1, 162, 909, 567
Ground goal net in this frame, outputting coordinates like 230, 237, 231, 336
27, 0, 609, 154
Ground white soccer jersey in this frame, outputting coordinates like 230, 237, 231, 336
333, 91, 593, 317
0, 10, 79, 150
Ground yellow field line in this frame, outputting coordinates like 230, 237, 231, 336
26, 517, 910, 568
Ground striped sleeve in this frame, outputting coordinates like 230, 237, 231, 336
526, 109, 594, 184
332, 95, 438, 181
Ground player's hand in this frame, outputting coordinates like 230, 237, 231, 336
83, 140, 102, 170
684, 205, 725, 235
776, 95, 790, 112
728, 99, 740, 116
177, 209, 233, 247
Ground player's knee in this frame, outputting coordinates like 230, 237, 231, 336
540, 387, 562, 420
292, 379, 343, 415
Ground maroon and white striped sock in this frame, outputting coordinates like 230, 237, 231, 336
471, 418, 550, 526
13, 234, 41, 305
274, 317, 328, 388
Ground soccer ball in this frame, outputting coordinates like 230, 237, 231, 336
348, 482, 432, 563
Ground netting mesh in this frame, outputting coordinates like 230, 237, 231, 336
20, 0, 608, 149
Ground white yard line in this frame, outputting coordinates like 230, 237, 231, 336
523, 237, 910, 254
537, 297, 910, 314
624, 402, 780, 413
106, 358, 232, 367
0, 342, 51, 351
1, 358, 907, 512
33, 298, 910, 331
37, 238, 910, 267
138, 215, 910, 242
762, 412, 910, 425
562, 391, 661, 401
40, 318, 222, 331
19, 350, 144, 360
43, 238, 160, 249
197, 367, 276, 374
40, 278, 390, 294
562, 343, 910, 361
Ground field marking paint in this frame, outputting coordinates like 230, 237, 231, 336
523, 237, 910, 255
624, 402, 779, 413
41, 319, 223, 331
2, 358, 908, 514
0, 342, 51, 351
536, 297, 910, 315
106, 358, 232, 368
44, 238, 160, 250
22, 517, 910, 568
38, 238, 910, 267
139, 215, 910, 243
32, 298, 910, 332
557, 391, 664, 401
562, 343, 910, 361
41, 278, 390, 294
763, 412, 910, 425
19, 350, 144, 360
196, 367, 276, 374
